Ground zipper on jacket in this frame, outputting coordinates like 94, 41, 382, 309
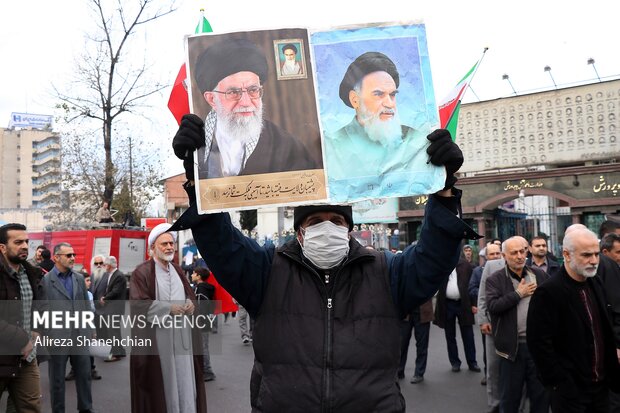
323, 297, 333, 413
280, 251, 369, 412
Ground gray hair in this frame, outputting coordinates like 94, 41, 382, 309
501, 236, 528, 253
90, 255, 105, 268
562, 227, 598, 254
104, 256, 118, 268
53, 242, 72, 255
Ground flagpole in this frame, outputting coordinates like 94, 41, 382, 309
443, 47, 488, 132
461, 47, 488, 102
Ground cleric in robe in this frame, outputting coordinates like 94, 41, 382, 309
193, 38, 317, 179
325, 51, 429, 179
129, 223, 207, 413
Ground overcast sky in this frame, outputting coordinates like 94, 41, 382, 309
1, 0, 618, 175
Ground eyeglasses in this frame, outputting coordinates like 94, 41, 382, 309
56, 253, 77, 258
211, 86, 263, 101
94, 262, 104, 266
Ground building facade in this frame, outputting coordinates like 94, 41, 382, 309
0, 127, 61, 209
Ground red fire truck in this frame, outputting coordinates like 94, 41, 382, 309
28, 228, 150, 274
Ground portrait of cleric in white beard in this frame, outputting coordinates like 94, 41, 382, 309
193, 38, 318, 179
324, 51, 431, 183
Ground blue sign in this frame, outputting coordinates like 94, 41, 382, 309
9, 112, 53, 129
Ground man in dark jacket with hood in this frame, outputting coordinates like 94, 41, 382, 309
0, 223, 44, 413
172, 120, 478, 412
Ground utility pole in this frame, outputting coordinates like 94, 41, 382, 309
129, 136, 134, 208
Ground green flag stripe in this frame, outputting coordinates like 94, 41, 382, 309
195, 16, 213, 34
458, 62, 478, 85
446, 103, 461, 141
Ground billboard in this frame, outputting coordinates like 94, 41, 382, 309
9, 112, 53, 129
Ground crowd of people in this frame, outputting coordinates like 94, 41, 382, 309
0, 117, 619, 412
397, 224, 620, 413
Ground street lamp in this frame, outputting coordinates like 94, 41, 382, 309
587, 58, 601, 82
544, 66, 557, 89
502, 74, 517, 95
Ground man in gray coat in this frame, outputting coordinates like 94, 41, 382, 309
40, 242, 94, 413
477, 240, 522, 413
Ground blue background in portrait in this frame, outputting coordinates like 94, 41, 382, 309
311, 24, 438, 134
279, 41, 302, 63
310, 24, 444, 202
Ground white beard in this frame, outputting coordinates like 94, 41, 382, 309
213, 97, 263, 146
213, 97, 264, 175
357, 102, 403, 147
155, 249, 174, 263
282, 60, 299, 74
92, 267, 105, 283
569, 260, 598, 278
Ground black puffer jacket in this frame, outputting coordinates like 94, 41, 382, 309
251, 240, 403, 413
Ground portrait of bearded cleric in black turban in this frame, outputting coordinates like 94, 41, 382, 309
186, 29, 326, 212
311, 23, 444, 203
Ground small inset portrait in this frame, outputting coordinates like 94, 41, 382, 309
274, 39, 307, 80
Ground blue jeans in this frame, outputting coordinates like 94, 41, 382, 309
498, 343, 549, 413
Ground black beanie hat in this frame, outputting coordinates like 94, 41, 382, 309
194, 38, 268, 93
339, 51, 399, 108
293, 205, 354, 231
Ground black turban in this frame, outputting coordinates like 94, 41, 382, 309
282, 43, 297, 54
294, 205, 354, 231
194, 38, 268, 93
339, 52, 399, 108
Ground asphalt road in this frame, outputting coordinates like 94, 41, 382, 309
4, 316, 489, 412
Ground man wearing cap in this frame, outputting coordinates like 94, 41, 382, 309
325, 51, 431, 180
174, 38, 317, 181
128, 223, 207, 413
172, 113, 476, 410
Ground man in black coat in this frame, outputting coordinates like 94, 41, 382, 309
192, 266, 216, 382
172, 119, 479, 411
99, 256, 127, 361
527, 225, 620, 412
526, 235, 560, 277
434, 247, 480, 373
598, 223, 620, 411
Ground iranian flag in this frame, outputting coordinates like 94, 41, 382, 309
167, 11, 213, 125
438, 61, 479, 140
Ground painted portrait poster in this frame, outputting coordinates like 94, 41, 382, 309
186, 28, 326, 213
311, 22, 445, 203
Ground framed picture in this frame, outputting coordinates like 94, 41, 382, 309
185, 29, 326, 213
273, 38, 307, 80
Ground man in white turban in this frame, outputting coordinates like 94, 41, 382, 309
128, 223, 207, 413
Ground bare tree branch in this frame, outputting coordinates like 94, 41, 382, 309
53, 0, 177, 207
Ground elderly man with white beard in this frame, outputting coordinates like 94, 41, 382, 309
173, 38, 318, 180
129, 223, 207, 413
325, 51, 434, 180
527, 225, 620, 413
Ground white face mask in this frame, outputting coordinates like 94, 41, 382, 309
300, 221, 350, 270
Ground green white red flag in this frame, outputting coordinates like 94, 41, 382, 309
438, 61, 479, 140
167, 11, 213, 125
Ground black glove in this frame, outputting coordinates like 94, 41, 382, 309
172, 114, 206, 181
426, 129, 464, 190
